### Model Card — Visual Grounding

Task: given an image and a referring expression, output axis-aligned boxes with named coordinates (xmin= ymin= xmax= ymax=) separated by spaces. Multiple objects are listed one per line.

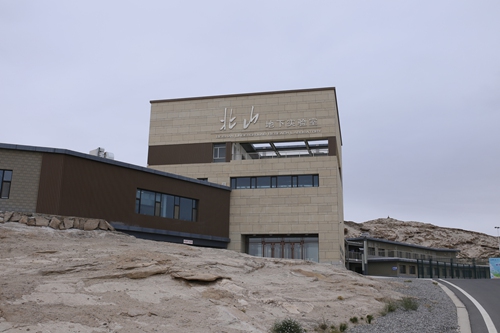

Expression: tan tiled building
xmin=148 ymin=88 xmax=344 ymax=264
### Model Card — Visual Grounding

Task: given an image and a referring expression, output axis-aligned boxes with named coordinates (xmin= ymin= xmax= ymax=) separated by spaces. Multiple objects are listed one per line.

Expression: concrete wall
xmin=0 ymin=149 xmax=42 ymax=212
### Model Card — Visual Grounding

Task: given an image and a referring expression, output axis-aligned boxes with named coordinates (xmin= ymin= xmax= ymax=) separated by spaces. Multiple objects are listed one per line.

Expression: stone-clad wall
xmin=0 ymin=150 xmax=42 ymax=212
xmin=0 ymin=211 xmax=115 ymax=231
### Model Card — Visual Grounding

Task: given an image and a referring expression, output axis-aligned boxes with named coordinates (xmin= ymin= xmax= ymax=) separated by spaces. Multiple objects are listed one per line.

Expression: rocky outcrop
xmin=345 ymin=217 xmax=500 ymax=259
xmin=0 ymin=211 xmax=115 ymax=232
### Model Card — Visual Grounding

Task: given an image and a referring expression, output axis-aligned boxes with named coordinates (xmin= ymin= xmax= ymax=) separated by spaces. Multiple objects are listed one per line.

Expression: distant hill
xmin=344 ymin=217 xmax=500 ymax=259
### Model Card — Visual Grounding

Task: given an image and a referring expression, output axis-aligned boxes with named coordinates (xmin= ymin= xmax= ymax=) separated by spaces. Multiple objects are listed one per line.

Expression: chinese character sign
xmin=219 ymin=106 xmax=319 ymax=131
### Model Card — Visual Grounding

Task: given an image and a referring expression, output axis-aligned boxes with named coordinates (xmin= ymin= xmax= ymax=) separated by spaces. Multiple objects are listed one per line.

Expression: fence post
xmin=450 ymin=258 xmax=454 ymax=278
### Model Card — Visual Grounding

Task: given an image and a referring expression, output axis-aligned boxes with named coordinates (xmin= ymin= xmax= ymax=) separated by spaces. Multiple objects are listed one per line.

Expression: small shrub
xmin=404 ymin=279 xmax=412 ymax=283
xmin=337 ymin=296 xmax=344 ymax=300
xmin=339 ymin=323 xmax=348 ymax=332
xmin=366 ymin=314 xmax=374 ymax=324
xmin=380 ymin=300 xmax=398 ymax=316
xmin=432 ymin=281 xmax=438 ymax=285
xmin=314 ymin=318 xmax=329 ymax=332
xmin=349 ymin=317 xmax=358 ymax=324
xmin=400 ymin=297 xmax=418 ymax=311
xmin=271 ymin=318 xmax=304 ymax=333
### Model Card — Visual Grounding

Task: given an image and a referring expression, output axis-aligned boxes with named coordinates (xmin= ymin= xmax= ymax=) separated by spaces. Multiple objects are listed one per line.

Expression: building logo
xmin=217 ymin=106 xmax=320 ymax=139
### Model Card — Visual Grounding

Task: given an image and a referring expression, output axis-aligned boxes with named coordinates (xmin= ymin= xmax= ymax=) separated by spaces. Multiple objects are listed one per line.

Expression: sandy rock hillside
xmin=0 ymin=222 xmax=405 ymax=333
xmin=345 ymin=217 xmax=500 ymax=259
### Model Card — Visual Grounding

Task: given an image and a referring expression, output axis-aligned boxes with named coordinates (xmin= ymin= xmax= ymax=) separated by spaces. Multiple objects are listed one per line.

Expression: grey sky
xmin=1 ymin=1 xmax=499 ymax=236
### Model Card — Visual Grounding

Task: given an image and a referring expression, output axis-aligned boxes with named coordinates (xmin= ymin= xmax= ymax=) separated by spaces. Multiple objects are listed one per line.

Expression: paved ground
xmin=441 ymin=279 xmax=500 ymax=333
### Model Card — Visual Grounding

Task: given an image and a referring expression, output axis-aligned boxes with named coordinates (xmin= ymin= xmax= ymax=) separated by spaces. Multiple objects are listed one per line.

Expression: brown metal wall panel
xmin=225 ymin=142 xmax=232 ymax=162
xmin=37 ymin=154 xmax=64 ymax=213
xmin=38 ymin=153 xmax=230 ymax=238
xmin=148 ymin=143 xmax=213 ymax=165
xmin=328 ymin=136 xmax=337 ymax=156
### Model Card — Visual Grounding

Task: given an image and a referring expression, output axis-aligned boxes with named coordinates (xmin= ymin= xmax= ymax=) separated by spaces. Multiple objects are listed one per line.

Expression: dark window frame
xmin=0 ymin=170 xmax=13 ymax=199
xmin=230 ymin=174 xmax=319 ymax=189
xmin=135 ymin=188 xmax=198 ymax=222
xmin=213 ymin=143 xmax=226 ymax=163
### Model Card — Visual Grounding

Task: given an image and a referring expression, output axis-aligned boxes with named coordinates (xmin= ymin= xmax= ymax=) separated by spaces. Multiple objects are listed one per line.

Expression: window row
xmin=231 ymin=174 xmax=319 ymax=189
xmin=0 ymin=170 xmax=12 ymax=199
xmin=247 ymin=236 xmax=319 ymax=262
xmin=135 ymin=189 xmax=198 ymax=222
xmin=369 ymin=247 xmax=432 ymax=260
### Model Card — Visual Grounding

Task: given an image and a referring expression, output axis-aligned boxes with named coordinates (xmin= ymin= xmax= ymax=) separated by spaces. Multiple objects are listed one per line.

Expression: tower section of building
xmin=148 ymin=88 xmax=344 ymax=264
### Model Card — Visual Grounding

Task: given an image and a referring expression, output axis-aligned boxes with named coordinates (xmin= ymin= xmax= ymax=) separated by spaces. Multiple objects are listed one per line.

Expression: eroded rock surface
xmin=0 ymin=222 xmax=403 ymax=333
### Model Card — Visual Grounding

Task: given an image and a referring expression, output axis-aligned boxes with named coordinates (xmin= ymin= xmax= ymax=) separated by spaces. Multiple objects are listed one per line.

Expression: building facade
xmin=346 ymin=237 xmax=490 ymax=279
xmin=148 ymin=88 xmax=344 ymax=263
xmin=0 ymin=143 xmax=231 ymax=248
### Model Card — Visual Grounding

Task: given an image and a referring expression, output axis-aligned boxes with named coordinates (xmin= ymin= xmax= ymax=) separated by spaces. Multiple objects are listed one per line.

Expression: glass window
xmin=303 ymin=237 xmax=319 ymax=262
xmin=246 ymin=236 xmax=318 ymax=262
xmin=136 ymin=188 xmax=197 ymax=222
xmin=378 ymin=248 xmax=385 ymax=257
xmin=161 ymin=194 xmax=175 ymax=218
xmin=235 ymin=177 xmax=251 ymax=189
xmin=400 ymin=265 xmax=407 ymax=274
xmin=248 ymin=238 xmax=263 ymax=257
xmin=231 ymin=174 xmax=319 ymax=190
xmin=179 ymin=197 xmax=193 ymax=221
xmin=0 ymin=170 xmax=13 ymax=199
xmin=256 ymin=176 xmax=271 ymax=188
xmin=277 ymin=176 xmax=292 ymax=188
xmin=139 ymin=190 xmax=155 ymax=216
xmin=213 ymin=144 xmax=226 ymax=163
xmin=409 ymin=266 xmax=416 ymax=274
xmin=298 ymin=175 xmax=313 ymax=187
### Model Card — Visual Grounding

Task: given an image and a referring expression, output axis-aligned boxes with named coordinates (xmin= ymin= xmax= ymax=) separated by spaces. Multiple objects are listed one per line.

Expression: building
xmin=346 ymin=237 xmax=490 ymax=278
xmin=0 ymin=143 xmax=231 ymax=248
xmin=148 ymin=87 xmax=344 ymax=263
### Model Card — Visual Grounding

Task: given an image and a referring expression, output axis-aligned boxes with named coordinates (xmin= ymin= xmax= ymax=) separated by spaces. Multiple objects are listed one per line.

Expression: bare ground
xmin=0 ymin=222 xmax=405 ymax=333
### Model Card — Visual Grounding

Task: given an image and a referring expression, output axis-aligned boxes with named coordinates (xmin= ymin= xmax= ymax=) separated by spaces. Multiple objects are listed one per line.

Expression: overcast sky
xmin=1 ymin=1 xmax=499 ymax=236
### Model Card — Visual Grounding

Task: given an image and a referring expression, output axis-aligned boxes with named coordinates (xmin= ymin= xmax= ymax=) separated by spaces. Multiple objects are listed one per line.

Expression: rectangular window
xmin=378 ymin=248 xmax=385 ymax=257
xmin=277 ymin=176 xmax=292 ymax=188
xmin=409 ymin=265 xmax=416 ymax=274
xmin=400 ymin=265 xmax=407 ymax=274
xmin=0 ymin=170 xmax=13 ymax=199
xmin=368 ymin=247 xmax=375 ymax=256
xmin=256 ymin=176 xmax=271 ymax=188
xmin=230 ymin=174 xmax=319 ymax=189
xmin=213 ymin=144 xmax=226 ymax=163
xmin=135 ymin=189 xmax=198 ymax=222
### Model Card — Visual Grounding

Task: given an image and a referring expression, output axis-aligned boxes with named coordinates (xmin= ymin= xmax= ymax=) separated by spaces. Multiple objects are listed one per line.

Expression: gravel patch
xmin=347 ymin=278 xmax=459 ymax=333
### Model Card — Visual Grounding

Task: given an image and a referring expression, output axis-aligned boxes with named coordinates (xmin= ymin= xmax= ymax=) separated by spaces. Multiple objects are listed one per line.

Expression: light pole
xmin=496 ymin=226 xmax=500 ymax=254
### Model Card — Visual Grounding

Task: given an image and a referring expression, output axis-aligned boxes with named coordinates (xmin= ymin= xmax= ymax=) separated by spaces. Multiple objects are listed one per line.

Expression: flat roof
xmin=346 ymin=236 xmax=460 ymax=252
xmin=0 ymin=143 xmax=231 ymax=191
xmin=150 ymin=87 xmax=336 ymax=104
